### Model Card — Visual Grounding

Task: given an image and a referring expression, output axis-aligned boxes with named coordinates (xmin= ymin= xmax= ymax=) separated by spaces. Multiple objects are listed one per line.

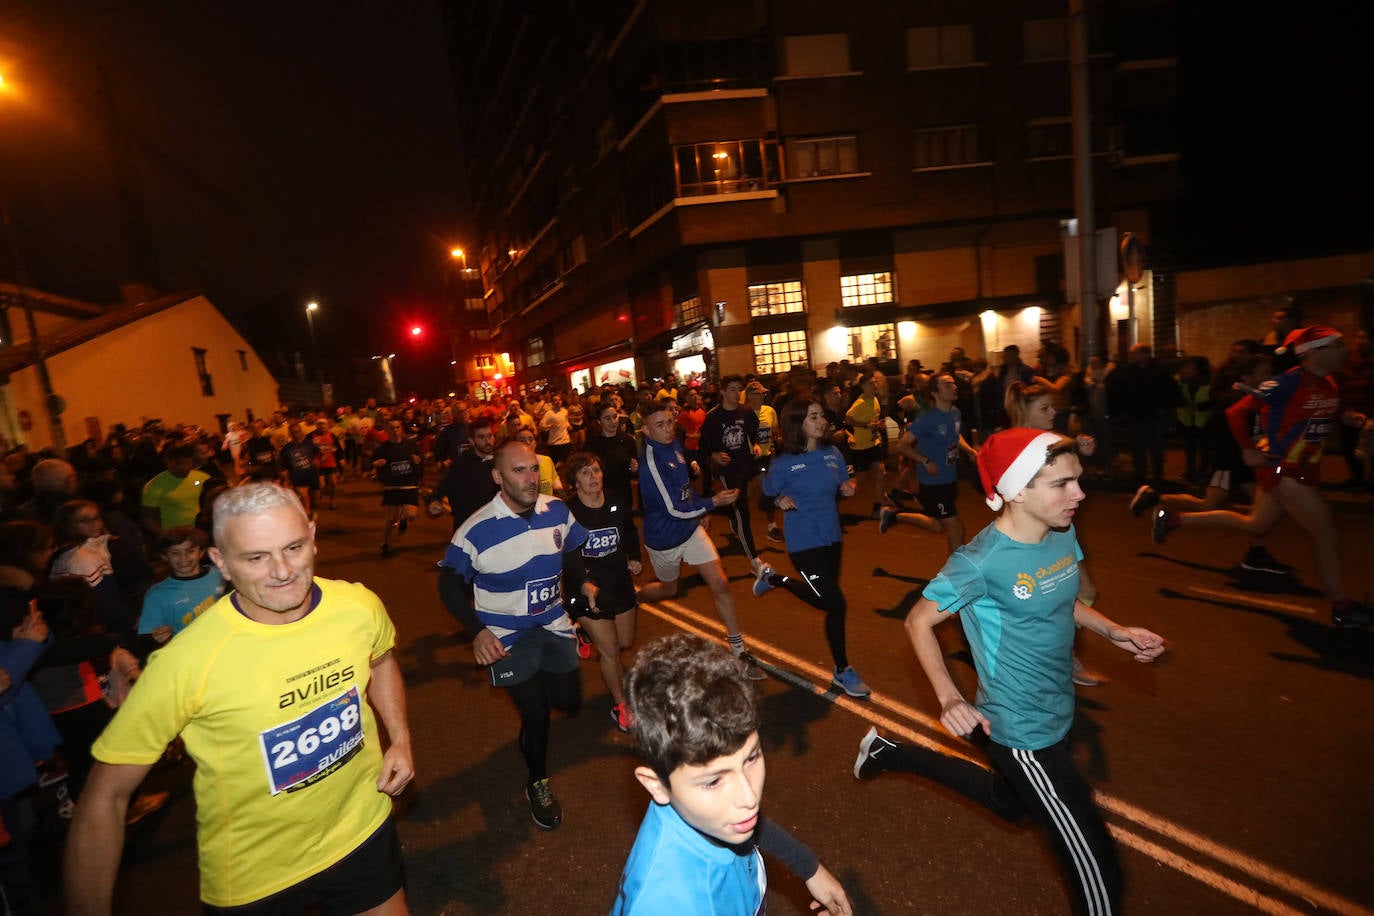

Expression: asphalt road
xmin=38 ymin=457 xmax=1374 ymax=915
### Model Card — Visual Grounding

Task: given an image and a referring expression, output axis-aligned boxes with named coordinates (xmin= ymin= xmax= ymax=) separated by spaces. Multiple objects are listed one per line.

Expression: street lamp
xmin=304 ymin=301 xmax=325 ymax=402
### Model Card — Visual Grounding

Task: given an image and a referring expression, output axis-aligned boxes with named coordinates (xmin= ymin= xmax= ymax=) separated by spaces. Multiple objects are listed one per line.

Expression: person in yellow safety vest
xmin=1175 ymin=357 xmax=1212 ymax=483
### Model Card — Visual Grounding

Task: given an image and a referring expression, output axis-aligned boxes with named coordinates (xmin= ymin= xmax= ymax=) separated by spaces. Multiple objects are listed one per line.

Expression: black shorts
xmin=569 ymin=582 xmax=637 ymax=621
xmin=382 ymin=488 xmax=420 ymax=507
xmin=917 ymin=482 xmax=959 ymax=519
xmin=203 ymin=818 xmax=404 ymax=916
xmin=319 ymin=466 xmax=337 ymax=478
xmin=488 ymin=626 xmax=580 ymax=687
xmin=850 ymin=445 xmax=883 ymax=472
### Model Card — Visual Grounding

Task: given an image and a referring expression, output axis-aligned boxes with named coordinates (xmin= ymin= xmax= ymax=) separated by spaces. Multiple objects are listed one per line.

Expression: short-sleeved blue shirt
xmin=909 ymin=406 xmax=962 ymax=485
xmin=921 ymin=523 xmax=1083 ymax=750
xmin=761 ymin=446 xmax=847 ymax=552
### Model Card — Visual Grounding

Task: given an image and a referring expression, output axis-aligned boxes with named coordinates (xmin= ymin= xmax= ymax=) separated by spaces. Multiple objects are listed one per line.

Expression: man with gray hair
xmin=20 ymin=457 xmax=78 ymax=525
xmin=66 ymin=483 xmax=414 ymax=914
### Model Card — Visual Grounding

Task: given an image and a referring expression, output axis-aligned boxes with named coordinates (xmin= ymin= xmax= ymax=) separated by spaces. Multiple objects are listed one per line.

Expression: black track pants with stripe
xmin=883 ymin=734 xmax=1121 ymax=915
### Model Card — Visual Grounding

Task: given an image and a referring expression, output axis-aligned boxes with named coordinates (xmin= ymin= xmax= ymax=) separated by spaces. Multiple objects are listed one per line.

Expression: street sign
xmin=1120 ymin=232 xmax=1144 ymax=284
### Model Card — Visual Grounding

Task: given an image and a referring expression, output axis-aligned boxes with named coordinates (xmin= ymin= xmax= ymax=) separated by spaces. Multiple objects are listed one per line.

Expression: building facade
xmin=0 ymin=286 xmax=280 ymax=451
xmin=443 ymin=0 xmax=1179 ymax=391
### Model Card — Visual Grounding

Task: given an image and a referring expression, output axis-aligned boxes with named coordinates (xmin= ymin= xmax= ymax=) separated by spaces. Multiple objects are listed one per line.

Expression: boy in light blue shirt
xmin=138 ymin=527 xmax=224 ymax=644
xmin=612 ymin=634 xmax=851 ymax=916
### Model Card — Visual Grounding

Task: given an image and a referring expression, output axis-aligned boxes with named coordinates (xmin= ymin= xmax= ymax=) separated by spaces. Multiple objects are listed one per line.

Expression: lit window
xmin=782 ymin=33 xmax=852 ymax=76
xmin=753 ymin=330 xmax=810 ymax=376
xmin=790 ymin=136 xmax=858 ymax=178
xmin=475 ymin=354 xmax=495 ymax=369
xmin=677 ymin=296 xmax=706 ymax=325
xmin=913 ymin=125 xmax=982 ymax=169
xmin=906 ymin=25 xmax=976 ymax=68
xmin=748 ymin=281 xmax=806 ymax=317
xmin=840 ymin=272 xmax=894 ymax=308
xmin=846 ymin=323 xmax=898 ymax=362
xmin=1023 ymin=18 xmax=1068 ymax=61
xmin=674 ymin=140 xmax=778 ymax=196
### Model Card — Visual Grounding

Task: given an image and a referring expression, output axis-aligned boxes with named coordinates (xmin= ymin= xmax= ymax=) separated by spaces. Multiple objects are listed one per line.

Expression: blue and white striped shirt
xmin=441 ymin=494 xmax=589 ymax=648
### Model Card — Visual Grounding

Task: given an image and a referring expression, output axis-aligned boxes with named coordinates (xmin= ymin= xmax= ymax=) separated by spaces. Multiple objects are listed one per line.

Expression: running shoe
xmin=832 ymin=666 xmax=872 ymax=699
xmin=736 ymin=651 xmax=767 ymax=681
xmin=1129 ymin=485 xmax=1159 ymax=517
xmin=878 ymin=507 xmax=898 ymax=534
xmin=1071 ymin=655 xmax=1104 ymax=687
xmin=1332 ymin=599 xmax=1373 ymax=629
xmin=767 ymin=524 xmax=783 ymax=542
xmin=36 ymin=761 xmax=69 ymax=789
xmin=611 ymin=702 xmax=635 ymax=733
xmin=853 ymin=726 xmax=897 ymax=779
xmin=1240 ymin=546 xmax=1294 ymax=575
xmin=574 ymin=624 xmax=594 ymax=660
xmin=752 ymin=564 xmax=776 ymax=598
xmin=1150 ymin=508 xmax=1177 ymax=545
xmin=53 ymin=782 xmax=75 ymax=820
xmin=526 ymin=778 xmax=562 ymax=830
xmin=885 ymin=488 xmax=913 ymax=507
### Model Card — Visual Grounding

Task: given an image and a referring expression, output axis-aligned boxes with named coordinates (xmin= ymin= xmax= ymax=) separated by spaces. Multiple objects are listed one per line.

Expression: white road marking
xmin=644 ymin=598 xmax=1371 ymax=916
xmin=1179 ymin=586 xmax=1318 ymax=616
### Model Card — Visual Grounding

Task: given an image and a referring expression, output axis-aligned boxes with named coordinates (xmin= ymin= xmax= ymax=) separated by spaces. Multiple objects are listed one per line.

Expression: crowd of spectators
xmin=1 ymin=302 xmax=1369 ymax=909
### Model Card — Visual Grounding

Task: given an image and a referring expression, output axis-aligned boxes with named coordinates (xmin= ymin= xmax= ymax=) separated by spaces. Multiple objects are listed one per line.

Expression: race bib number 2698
xmin=260 ymin=687 xmax=365 ymax=795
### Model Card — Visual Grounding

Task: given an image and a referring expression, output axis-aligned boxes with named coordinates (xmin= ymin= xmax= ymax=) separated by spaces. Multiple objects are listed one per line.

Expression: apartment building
xmin=442 ymin=0 xmax=1179 ymax=392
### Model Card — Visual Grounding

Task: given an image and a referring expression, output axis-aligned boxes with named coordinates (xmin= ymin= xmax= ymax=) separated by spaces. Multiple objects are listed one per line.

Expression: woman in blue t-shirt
xmin=755 ymin=396 xmax=870 ymax=699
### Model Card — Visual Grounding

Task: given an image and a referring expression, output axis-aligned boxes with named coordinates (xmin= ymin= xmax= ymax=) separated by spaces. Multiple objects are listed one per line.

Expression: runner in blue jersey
xmin=635 ymin=399 xmax=765 ymax=680
xmin=437 ymin=440 xmax=594 ymax=830
xmin=753 ymin=396 xmax=870 ymax=698
xmin=880 ymin=374 xmax=978 ymax=557
xmin=854 ymin=429 xmax=1166 ymax=915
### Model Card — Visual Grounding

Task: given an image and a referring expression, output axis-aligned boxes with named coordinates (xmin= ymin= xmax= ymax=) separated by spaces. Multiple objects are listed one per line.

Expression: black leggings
xmin=881 ymin=734 xmax=1121 ymax=915
xmin=503 ymin=669 xmax=581 ymax=784
xmin=773 ymin=543 xmax=848 ymax=669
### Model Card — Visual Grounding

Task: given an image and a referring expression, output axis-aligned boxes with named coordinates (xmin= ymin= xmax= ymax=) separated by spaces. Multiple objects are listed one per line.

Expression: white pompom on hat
xmin=1274 ymin=325 xmax=1341 ymax=356
xmin=977 ymin=429 xmax=1064 ymax=510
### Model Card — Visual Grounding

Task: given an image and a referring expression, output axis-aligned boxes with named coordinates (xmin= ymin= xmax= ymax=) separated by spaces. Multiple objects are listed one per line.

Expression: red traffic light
xmin=410 ymin=326 xmax=422 ymax=337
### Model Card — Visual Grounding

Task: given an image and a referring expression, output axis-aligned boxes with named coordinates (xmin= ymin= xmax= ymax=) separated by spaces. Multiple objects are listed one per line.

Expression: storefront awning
xmin=557 ymin=339 xmax=633 ymax=372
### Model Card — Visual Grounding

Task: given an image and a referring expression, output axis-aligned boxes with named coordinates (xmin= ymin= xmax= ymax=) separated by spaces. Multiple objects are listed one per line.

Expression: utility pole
xmin=1070 ymin=0 xmax=1099 ymax=362
xmin=0 ymin=200 xmax=66 ymax=451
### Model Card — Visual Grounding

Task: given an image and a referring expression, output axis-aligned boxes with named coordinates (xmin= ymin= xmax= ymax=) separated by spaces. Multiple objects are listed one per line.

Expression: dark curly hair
xmin=626 ymin=633 xmax=759 ymax=785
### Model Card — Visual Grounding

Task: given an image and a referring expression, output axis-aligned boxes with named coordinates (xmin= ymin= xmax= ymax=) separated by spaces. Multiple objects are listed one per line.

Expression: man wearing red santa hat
xmin=854 ymin=427 xmax=1166 ymax=915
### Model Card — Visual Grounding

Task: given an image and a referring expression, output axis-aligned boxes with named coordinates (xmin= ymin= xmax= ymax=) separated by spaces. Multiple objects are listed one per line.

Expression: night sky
xmin=0 ymin=1 xmax=465 ymax=394
xmin=1 ymin=5 xmax=1368 ymax=400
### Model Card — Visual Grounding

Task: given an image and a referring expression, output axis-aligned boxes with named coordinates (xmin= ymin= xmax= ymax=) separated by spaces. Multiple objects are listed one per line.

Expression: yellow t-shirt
xmin=755 ymin=404 xmax=778 ymax=457
xmin=846 ymin=395 xmax=881 ymax=450
xmin=93 ymin=578 xmax=397 ymax=907
xmin=537 ymin=453 xmax=557 ymax=495
xmin=142 ymin=470 xmax=210 ymax=529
